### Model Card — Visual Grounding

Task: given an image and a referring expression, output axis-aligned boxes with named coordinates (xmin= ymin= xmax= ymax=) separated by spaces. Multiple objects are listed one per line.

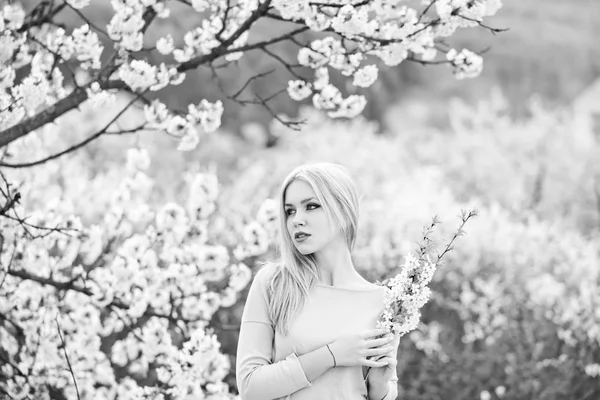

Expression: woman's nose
xmin=293 ymin=214 xmax=306 ymax=226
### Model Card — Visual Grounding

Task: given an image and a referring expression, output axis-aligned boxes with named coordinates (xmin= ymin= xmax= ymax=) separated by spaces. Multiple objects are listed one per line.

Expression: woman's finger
xmin=365 ymin=345 xmax=394 ymax=357
xmin=363 ymin=357 xmax=389 ymax=368
xmin=362 ymin=328 xmax=389 ymax=339
xmin=366 ymin=334 xmax=394 ymax=348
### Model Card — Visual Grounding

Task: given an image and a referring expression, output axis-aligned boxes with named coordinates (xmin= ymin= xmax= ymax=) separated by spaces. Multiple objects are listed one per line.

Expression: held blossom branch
xmin=364 ymin=208 xmax=479 ymax=382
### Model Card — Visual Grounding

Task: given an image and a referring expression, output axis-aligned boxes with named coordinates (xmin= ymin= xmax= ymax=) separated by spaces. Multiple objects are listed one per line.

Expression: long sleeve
xmin=236 ymin=265 xmax=312 ymax=400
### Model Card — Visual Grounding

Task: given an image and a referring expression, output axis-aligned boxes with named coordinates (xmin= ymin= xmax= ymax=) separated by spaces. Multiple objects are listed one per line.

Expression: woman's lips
xmin=294 ymin=233 xmax=311 ymax=242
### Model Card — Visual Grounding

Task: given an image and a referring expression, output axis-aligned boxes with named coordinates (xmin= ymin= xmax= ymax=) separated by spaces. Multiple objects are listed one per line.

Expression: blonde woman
xmin=236 ymin=162 xmax=400 ymax=400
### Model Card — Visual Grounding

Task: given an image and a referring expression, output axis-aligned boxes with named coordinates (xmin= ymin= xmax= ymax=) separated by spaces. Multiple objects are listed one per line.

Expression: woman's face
xmin=283 ymin=179 xmax=339 ymax=255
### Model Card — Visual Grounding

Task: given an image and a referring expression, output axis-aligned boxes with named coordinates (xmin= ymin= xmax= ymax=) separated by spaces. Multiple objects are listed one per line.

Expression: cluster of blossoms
xmin=0 ymin=141 xmax=279 ymax=399
xmin=284 ymin=0 xmax=502 ymax=118
xmin=0 ymin=3 xmax=104 ymax=128
xmin=143 ymin=98 xmax=224 ymax=151
xmin=446 ymin=49 xmax=484 ymax=80
xmin=376 ymin=253 xmax=437 ymax=336
xmin=1 ymin=0 xmax=503 ymax=152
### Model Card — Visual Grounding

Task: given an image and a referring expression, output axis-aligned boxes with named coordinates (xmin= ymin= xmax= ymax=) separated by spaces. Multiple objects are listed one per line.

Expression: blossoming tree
xmin=1 ymin=0 xmax=503 ymax=163
xmin=0 ymin=136 xmax=279 ymax=398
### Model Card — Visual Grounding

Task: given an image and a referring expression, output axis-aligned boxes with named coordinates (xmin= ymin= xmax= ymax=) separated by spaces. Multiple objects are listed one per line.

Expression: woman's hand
xmin=328 ymin=328 xmax=395 ymax=368
xmin=366 ymin=333 xmax=400 ymax=393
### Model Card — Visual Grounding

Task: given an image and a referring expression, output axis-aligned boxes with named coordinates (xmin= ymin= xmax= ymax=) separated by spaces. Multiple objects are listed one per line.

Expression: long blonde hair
xmin=265 ymin=162 xmax=360 ymax=335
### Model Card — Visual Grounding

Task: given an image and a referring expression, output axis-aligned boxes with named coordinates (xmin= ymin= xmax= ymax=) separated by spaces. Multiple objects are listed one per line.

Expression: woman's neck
xmin=313 ymin=238 xmax=362 ymax=287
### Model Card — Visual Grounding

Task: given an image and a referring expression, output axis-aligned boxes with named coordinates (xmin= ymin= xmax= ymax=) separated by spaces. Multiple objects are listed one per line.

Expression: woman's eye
xmin=285 ymin=209 xmax=295 ymax=216
xmin=307 ymin=203 xmax=320 ymax=210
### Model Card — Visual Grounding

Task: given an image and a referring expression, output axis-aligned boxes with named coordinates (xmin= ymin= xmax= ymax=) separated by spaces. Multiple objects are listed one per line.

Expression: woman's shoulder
xmin=253 ymin=262 xmax=281 ymax=286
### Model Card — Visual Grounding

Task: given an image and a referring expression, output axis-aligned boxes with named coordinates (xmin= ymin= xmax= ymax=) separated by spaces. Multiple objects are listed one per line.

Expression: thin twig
xmin=55 ymin=316 xmax=81 ymax=400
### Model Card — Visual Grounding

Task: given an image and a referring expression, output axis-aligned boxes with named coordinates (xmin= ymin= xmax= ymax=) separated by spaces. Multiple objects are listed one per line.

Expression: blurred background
xmin=4 ymin=0 xmax=600 ymax=399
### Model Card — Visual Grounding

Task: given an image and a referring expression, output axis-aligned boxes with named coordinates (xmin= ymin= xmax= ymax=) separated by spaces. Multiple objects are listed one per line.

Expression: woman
xmin=236 ymin=162 xmax=400 ymax=400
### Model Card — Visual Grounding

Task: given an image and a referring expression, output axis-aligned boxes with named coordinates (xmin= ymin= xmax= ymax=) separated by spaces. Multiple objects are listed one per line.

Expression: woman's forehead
xmin=284 ymin=179 xmax=316 ymax=203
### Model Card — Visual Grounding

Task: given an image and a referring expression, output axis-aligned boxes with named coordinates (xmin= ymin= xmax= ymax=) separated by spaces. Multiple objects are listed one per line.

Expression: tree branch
xmin=177 ymin=0 xmax=273 ymax=72
xmin=17 ymin=2 xmax=67 ymax=34
xmin=55 ymin=316 xmax=81 ymax=400
xmin=0 ymin=91 xmax=148 ymax=168
xmin=0 ymin=80 xmax=128 ymax=149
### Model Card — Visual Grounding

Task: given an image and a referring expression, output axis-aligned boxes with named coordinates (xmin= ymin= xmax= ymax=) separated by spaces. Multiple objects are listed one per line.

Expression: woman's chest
xmin=275 ymin=290 xmax=384 ymax=357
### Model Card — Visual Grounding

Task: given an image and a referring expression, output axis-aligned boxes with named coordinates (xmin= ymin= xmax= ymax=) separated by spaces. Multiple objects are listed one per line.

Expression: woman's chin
xmin=295 ymin=244 xmax=314 ymax=255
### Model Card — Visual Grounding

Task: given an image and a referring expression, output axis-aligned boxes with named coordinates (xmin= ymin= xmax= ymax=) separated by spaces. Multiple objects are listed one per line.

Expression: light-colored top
xmin=236 ymin=263 xmax=395 ymax=400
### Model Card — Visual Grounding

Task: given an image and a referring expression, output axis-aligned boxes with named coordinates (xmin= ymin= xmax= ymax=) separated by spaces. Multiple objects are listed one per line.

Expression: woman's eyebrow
xmin=284 ymin=197 xmax=316 ymax=207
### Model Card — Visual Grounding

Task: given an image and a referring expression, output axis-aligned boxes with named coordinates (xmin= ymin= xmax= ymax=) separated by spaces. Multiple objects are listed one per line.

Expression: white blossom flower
xmin=287 ymin=80 xmax=312 ymax=101
xmin=150 ymin=63 xmax=177 ymax=91
xmin=219 ymin=287 xmax=238 ymax=307
xmin=273 ymin=0 xmax=311 ymax=20
xmin=86 ymin=81 xmax=115 ymax=107
xmin=327 ymin=94 xmax=367 ymax=119
xmin=495 ymin=386 xmax=506 ymax=397
xmin=72 ymin=24 xmax=104 ymax=69
xmin=165 ymin=115 xmax=193 ymax=138
xmin=584 ymin=363 xmax=600 ymax=378
xmin=312 ymin=84 xmax=342 ymax=110
xmin=446 ymin=48 xmax=483 ymax=79
xmin=119 ymin=59 xmax=157 ymax=91
xmin=155 ymin=203 xmax=188 ymax=242
xmin=298 ymin=47 xmax=329 ymax=68
xmin=65 ymin=0 xmax=91 ymax=9
xmin=0 ymin=35 xmax=17 ymax=65
xmin=373 ymin=43 xmax=409 ymax=66
xmin=313 ymin=67 xmax=329 ymax=90
xmin=46 ymin=27 xmax=75 ymax=60
xmin=421 ymin=47 xmax=438 ymax=61
xmin=228 ymin=263 xmax=252 ymax=291
xmin=156 ymin=34 xmax=175 ymax=55
xmin=194 ymin=245 xmax=230 ymax=275
xmin=243 ymin=222 xmax=270 ymax=256
xmin=191 ymin=0 xmax=210 ymax=12
xmin=2 ymin=3 xmax=26 ymax=30
xmin=306 ymin=8 xmax=331 ymax=31
xmin=330 ymin=52 xmax=363 ymax=76
xmin=144 ymin=99 xmax=170 ymax=128
xmin=11 ymin=75 xmax=50 ymax=115
xmin=107 ymin=4 xmax=145 ymax=51
xmin=331 ymin=5 xmax=368 ymax=36
xmin=177 ymin=126 xmax=200 ymax=151
xmin=353 ymin=65 xmax=378 ymax=88
xmin=187 ymin=99 xmax=224 ymax=132
xmin=173 ymin=46 xmax=194 ymax=62
xmin=0 ymin=66 xmax=16 ymax=90
xmin=152 ymin=2 xmax=171 ymax=18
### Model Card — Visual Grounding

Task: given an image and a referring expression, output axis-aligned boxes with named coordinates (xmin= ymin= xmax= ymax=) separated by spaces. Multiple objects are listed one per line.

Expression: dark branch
xmin=457 ymin=14 xmax=510 ymax=34
xmin=55 ymin=316 xmax=81 ymax=400
xmin=17 ymin=2 xmax=67 ymax=34
xmin=177 ymin=0 xmax=273 ymax=72
xmin=0 ymin=80 xmax=128 ymax=149
xmin=230 ymin=69 xmax=277 ymax=101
